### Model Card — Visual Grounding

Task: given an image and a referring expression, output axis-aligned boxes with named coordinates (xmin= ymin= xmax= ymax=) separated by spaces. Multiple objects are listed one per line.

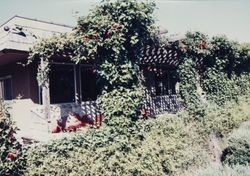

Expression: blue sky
xmin=0 ymin=0 xmax=249 ymax=42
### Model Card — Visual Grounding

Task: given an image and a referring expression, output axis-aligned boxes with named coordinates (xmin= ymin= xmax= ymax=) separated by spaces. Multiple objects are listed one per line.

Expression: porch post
xmin=40 ymin=59 xmax=51 ymax=132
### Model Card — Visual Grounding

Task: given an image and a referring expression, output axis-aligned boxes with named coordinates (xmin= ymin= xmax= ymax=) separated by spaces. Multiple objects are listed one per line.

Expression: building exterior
xmin=0 ymin=15 xmax=72 ymax=101
xmin=0 ymin=16 xmax=181 ymax=138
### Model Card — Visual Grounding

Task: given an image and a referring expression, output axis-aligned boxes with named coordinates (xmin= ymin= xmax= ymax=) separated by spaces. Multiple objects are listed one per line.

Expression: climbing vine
xmin=28 ymin=0 xmax=157 ymax=128
xmin=177 ymin=58 xmax=205 ymax=117
xmin=172 ymin=32 xmax=210 ymax=115
xmin=171 ymin=32 xmax=250 ymax=114
xmin=28 ymin=0 xmax=250 ymax=121
xmin=200 ymin=36 xmax=250 ymax=105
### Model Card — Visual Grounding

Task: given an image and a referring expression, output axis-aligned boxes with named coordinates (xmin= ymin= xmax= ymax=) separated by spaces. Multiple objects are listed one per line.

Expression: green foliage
xmin=177 ymin=58 xmax=205 ymax=116
xmin=194 ymin=165 xmax=250 ymax=176
xmin=221 ymin=123 xmax=250 ymax=166
xmin=233 ymin=73 xmax=250 ymax=95
xmin=28 ymin=0 xmax=157 ymax=126
xmin=24 ymin=114 xmax=207 ymax=176
xmin=200 ymin=35 xmax=250 ymax=105
xmin=201 ymin=67 xmax=238 ymax=105
xmin=98 ymin=85 xmax=144 ymax=128
xmin=208 ymin=35 xmax=238 ymax=72
xmin=77 ymin=0 xmax=156 ymax=124
xmin=197 ymin=94 xmax=250 ymax=136
xmin=181 ymin=95 xmax=250 ymax=175
xmin=0 ymin=101 xmax=26 ymax=176
xmin=23 ymin=93 xmax=250 ymax=176
xmin=172 ymin=32 xmax=250 ymax=112
xmin=139 ymin=115 xmax=208 ymax=175
xmin=181 ymin=31 xmax=211 ymax=60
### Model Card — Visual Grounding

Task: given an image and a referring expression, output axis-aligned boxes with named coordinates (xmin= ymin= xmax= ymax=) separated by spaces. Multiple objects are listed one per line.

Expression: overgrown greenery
xmin=171 ymin=32 xmax=250 ymax=114
xmin=23 ymin=93 xmax=250 ymax=176
xmin=177 ymin=58 xmax=205 ymax=116
xmin=27 ymin=0 xmax=250 ymax=122
xmin=199 ymin=95 xmax=250 ymax=136
xmin=18 ymin=0 xmax=250 ymax=175
xmin=28 ymin=0 xmax=157 ymax=128
xmin=192 ymin=118 xmax=250 ymax=176
xmin=222 ymin=121 xmax=250 ymax=166
xmin=0 ymin=101 xmax=25 ymax=176
xmin=24 ymin=114 xmax=207 ymax=176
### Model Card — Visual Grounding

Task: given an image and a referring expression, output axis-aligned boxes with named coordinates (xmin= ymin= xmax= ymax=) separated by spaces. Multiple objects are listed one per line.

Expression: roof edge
xmin=0 ymin=15 xmax=73 ymax=29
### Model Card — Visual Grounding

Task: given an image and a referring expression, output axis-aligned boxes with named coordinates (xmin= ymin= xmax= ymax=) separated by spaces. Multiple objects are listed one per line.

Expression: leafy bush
xmin=201 ymin=68 xmax=238 ymax=105
xmin=24 ymin=115 xmax=207 ymax=176
xmin=198 ymin=94 xmax=250 ymax=136
xmin=0 ymin=101 xmax=26 ymax=176
xmin=98 ymin=85 xmax=144 ymax=128
xmin=234 ymin=73 xmax=250 ymax=95
xmin=138 ymin=115 xmax=208 ymax=175
xmin=172 ymin=33 xmax=250 ymax=110
xmin=177 ymin=58 xmax=205 ymax=116
xmin=24 ymin=94 xmax=250 ymax=176
xmin=221 ymin=123 xmax=250 ymax=165
xmin=194 ymin=165 xmax=250 ymax=176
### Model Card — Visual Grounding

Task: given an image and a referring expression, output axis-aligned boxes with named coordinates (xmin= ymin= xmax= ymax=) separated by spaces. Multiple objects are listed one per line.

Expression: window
xmin=80 ymin=66 xmax=97 ymax=101
xmin=143 ymin=68 xmax=177 ymax=96
xmin=0 ymin=76 xmax=12 ymax=100
xmin=155 ymin=72 xmax=169 ymax=96
xmin=49 ymin=64 xmax=76 ymax=104
xmin=155 ymin=71 xmax=177 ymax=96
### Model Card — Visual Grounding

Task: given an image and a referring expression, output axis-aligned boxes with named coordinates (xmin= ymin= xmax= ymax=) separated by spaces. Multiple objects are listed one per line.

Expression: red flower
xmin=7 ymin=152 xmax=16 ymax=161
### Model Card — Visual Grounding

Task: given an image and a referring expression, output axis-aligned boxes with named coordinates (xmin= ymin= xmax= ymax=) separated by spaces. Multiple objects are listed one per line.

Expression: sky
xmin=0 ymin=0 xmax=249 ymax=43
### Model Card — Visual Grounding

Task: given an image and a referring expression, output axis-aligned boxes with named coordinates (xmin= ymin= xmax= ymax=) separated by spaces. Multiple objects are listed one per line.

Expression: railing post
xmin=40 ymin=59 xmax=51 ymax=132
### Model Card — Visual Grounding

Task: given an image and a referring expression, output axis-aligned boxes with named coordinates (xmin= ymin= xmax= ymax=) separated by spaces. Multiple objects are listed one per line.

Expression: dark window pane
xmin=143 ymin=68 xmax=177 ymax=96
xmin=4 ymin=79 xmax=12 ymax=100
xmin=155 ymin=72 xmax=169 ymax=96
xmin=155 ymin=71 xmax=178 ymax=96
xmin=81 ymin=67 xmax=97 ymax=101
xmin=0 ymin=78 xmax=12 ymax=100
xmin=50 ymin=64 xmax=75 ymax=104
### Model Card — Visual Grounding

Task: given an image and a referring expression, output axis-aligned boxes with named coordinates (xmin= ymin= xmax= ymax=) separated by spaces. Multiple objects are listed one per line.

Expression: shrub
xmin=221 ymin=124 xmax=250 ymax=165
xmin=0 ymin=101 xmax=26 ymax=176
xmin=194 ymin=165 xmax=250 ymax=176
xmin=23 ymin=93 xmax=250 ymax=176
xmin=201 ymin=68 xmax=238 ymax=105
xmin=199 ymin=94 xmax=250 ymax=136
xmin=137 ymin=115 xmax=208 ymax=175
xmin=24 ymin=114 xmax=207 ymax=176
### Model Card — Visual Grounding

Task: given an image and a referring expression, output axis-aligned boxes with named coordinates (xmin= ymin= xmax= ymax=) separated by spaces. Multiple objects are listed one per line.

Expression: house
xmin=0 ymin=16 xmax=181 ymax=137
